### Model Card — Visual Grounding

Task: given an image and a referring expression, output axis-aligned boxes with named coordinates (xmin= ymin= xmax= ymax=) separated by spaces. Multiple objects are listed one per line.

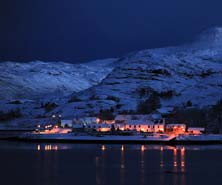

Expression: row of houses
xmin=61 ymin=114 xmax=165 ymax=133
xmin=60 ymin=114 xmax=205 ymax=135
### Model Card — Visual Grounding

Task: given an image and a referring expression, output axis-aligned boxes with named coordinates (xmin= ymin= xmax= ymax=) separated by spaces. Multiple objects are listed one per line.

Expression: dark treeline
xmin=166 ymin=100 xmax=222 ymax=133
xmin=97 ymin=99 xmax=222 ymax=134
xmin=0 ymin=108 xmax=22 ymax=122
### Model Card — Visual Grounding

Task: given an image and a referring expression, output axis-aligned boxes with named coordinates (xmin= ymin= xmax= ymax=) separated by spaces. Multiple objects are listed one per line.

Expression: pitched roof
xmin=115 ymin=114 xmax=162 ymax=121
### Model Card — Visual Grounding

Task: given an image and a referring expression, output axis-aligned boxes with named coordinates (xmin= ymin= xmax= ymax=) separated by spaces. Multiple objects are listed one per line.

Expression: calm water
xmin=0 ymin=141 xmax=222 ymax=185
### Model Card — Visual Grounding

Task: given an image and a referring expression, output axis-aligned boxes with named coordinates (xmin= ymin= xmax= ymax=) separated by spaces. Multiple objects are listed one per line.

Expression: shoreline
xmin=1 ymin=134 xmax=222 ymax=145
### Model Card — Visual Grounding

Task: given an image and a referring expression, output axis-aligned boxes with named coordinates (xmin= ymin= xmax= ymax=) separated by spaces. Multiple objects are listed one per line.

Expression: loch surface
xmin=0 ymin=141 xmax=221 ymax=185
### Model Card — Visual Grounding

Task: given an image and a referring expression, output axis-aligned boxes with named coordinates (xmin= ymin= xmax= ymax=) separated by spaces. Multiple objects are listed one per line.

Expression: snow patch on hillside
xmin=0 ymin=58 xmax=117 ymax=100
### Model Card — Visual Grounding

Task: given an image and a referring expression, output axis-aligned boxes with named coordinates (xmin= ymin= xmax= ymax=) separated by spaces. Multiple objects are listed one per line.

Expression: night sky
xmin=0 ymin=0 xmax=222 ymax=63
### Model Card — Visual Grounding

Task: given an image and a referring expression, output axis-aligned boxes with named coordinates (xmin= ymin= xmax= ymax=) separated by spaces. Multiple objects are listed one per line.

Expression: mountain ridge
xmin=53 ymin=27 xmax=222 ymax=118
xmin=1 ymin=27 xmax=222 ymax=120
xmin=0 ymin=58 xmax=117 ymax=100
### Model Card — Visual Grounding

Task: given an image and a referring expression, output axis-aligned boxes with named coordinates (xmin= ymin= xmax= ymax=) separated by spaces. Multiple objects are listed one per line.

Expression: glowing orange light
xmin=119 ymin=127 xmax=124 ymax=131
xmin=99 ymin=128 xmax=110 ymax=132
xmin=37 ymin=145 xmax=41 ymax=151
xmin=40 ymin=127 xmax=72 ymax=134
xmin=96 ymin=118 xmax=100 ymax=123
xmin=140 ymin=128 xmax=146 ymax=132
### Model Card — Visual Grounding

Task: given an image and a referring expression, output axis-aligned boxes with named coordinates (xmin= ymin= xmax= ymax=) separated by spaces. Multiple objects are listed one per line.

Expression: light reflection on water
xmin=1 ymin=141 xmax=222 ymax=151
xmin=37 ymin=144 xmax=58 ymax=151
xmin=94 ymin=145 xmax=188 ymax=185
xmin=120 ymin=145 xmax=125 ymax=185
xmin=0 ymin=142 xmax=222 ymax=185
xmin=91 ymin=144 xmax=189 ymax=185
xmin=140 ymin=145 xmax=145 ymax=185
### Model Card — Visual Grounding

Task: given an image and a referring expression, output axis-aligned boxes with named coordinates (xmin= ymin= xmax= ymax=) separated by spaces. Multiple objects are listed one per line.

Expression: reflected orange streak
xmin=141 ymin=145 xmax=145 ymax=152
xmin=101 ymin=145 xmax=106 ymax=151
xmin=121 ymin=145 xmax=124 ymax=152
xmin=173 ymin=148 xmax=177 ymax=167
xmin=160 ymin=146 xmax=163 ymax=151
xmin=181 ymin=147 xmax=185 ymax=169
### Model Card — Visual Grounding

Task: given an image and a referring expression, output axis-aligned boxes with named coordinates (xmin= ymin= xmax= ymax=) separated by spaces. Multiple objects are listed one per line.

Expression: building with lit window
xmin=166 ymin=124 xmax=186 ymax=134
xmin=125 ymin=120 xmax=165 ymax=133
xmin=188 ymin=127 xmax=205 ymax=135
xmin=114 ymin=114 xmax=165 ymax=133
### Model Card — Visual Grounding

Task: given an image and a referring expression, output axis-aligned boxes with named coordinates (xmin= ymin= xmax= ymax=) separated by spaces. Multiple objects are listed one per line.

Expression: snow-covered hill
xmin=55 ymin=27 xmax=222 ymax=118
xmin=0 ymin=59 xmax=117 ymax=100
xmin=1 ymin=27 xmax=222 ymax=121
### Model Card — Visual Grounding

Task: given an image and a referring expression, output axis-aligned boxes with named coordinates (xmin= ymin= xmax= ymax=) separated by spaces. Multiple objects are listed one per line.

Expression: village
xmin=35 ymin=113 xmax=205 ymax=137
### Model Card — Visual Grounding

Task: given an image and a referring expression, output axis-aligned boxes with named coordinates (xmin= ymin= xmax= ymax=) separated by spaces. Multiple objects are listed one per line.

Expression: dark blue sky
xmin=0 ymin=0 xmax=222 ymax=63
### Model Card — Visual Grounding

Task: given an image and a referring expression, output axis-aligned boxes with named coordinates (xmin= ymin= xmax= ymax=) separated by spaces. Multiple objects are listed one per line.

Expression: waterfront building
xmin=72 ymin=123 xmax=112 ymax=132
xmin=188 ymin=127 xmax=205 ymax=135
xmin=74 ymin=117 xmax=98 ymax=124
xmin=166 ymin=124 xmax=186 ymax=134
xmin=115 ymin=114 xmax=163 ymax=123
xmin=114 ymin=114 xmax=165 ymax=132
xmin=61 ymin=120 xmax=73 ymax=128
xmin=125 ymin=120 xmax=165 ymax=133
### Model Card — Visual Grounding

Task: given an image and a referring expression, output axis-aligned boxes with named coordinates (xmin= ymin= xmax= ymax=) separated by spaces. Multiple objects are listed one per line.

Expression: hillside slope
xmin=0 ymin=59 xmax=117 ymax=100
xmin=55 ymin=28 xmax=222 ymax=118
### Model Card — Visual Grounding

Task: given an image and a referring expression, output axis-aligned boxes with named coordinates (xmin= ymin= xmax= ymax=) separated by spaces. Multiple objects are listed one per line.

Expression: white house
xmin=188 ymin=127 xmax=205 ymax=135
xmin=95 ymin=124 xmax=112 ymax=132
xmin=115 ymin=114 xmax=163 ymax=123
xmin=74 ymin=117 xmax=98 ymax=125
xmin=125 ymin=120 xmax=165 ymax=133
xmin=166 ymin=124 xmax=186 ymax=134
xmin=99 ymin=119 xmax=115 ymax=124
xmin=114 ymin=124 xmax=125 ymax=131
xmin=74 ymin=123 xmax=112 ymax=132
xmin=114 ymin=114 xmax=165 ymax=133
xmin=61 ymin=120 xmax=73 ymax=128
